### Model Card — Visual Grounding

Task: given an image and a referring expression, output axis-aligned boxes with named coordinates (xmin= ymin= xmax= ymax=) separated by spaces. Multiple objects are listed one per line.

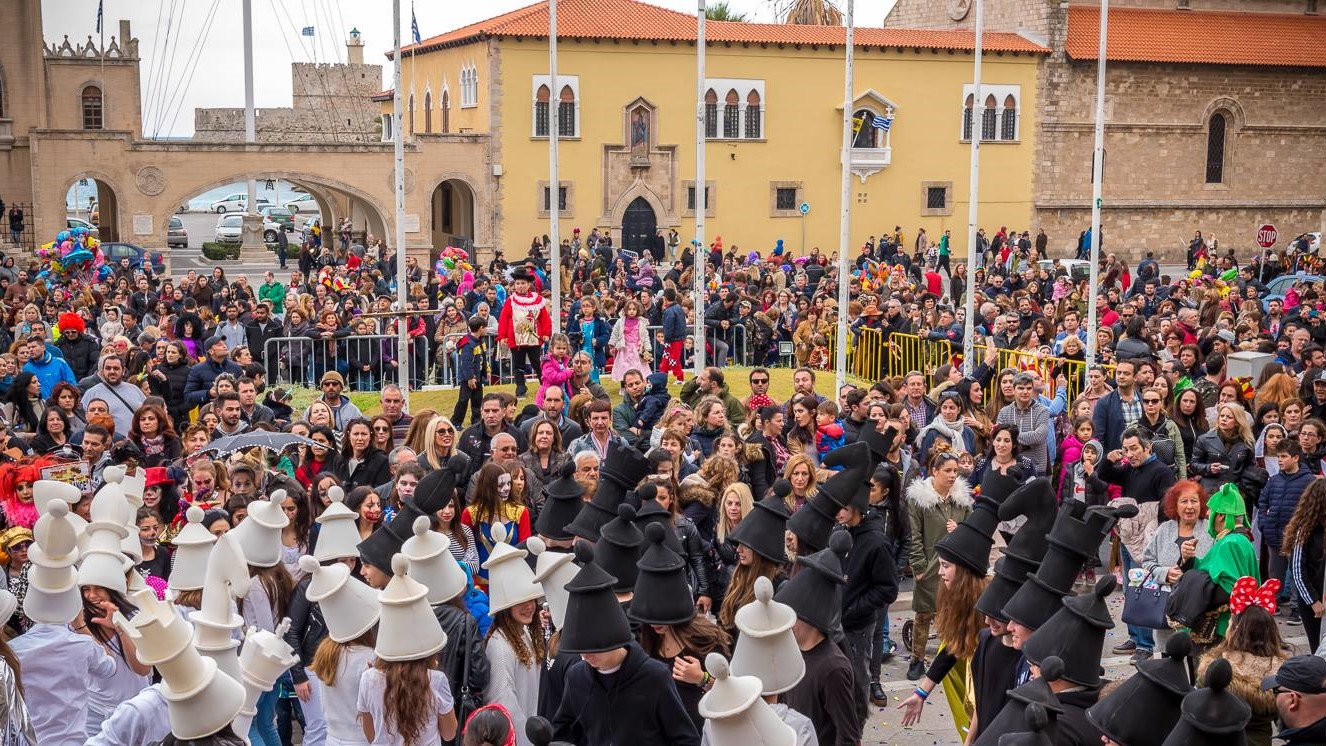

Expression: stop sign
xmin=1257 ymin=224 xmax=1279 ymax=249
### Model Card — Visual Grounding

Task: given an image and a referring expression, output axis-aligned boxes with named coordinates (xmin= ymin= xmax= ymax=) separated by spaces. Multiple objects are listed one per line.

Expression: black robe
xmin=970 ymin=628 xmax=1024 ymax=741
xmin=784 ymin=636 xmax=859 ymax=746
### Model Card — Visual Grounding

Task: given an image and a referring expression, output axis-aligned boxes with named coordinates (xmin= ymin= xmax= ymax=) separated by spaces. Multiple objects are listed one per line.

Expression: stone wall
xmin=884 ymin=0 xmax=1056 ymax=41
xmin=194 ymin=61 xmax=383 ymax=143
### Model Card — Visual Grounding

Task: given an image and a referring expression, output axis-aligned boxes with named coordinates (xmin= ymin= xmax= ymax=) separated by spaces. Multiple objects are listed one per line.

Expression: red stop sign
xmin=1257 ymin=224 xmax=1279 ymax=249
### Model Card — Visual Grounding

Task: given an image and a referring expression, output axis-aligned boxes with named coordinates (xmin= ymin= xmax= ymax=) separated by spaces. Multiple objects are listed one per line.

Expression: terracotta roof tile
xmin=1066 ymin=5 xmax=1326 ymax=68
xmin=398 ymin=0 xmax=1046 ymax=56
xmin=371 ymin=89 xmax=394 ymax=101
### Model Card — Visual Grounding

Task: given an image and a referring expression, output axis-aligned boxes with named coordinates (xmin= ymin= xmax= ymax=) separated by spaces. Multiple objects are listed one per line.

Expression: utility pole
xmin=550 ymin=0 xmax=561 ymax=333
xmin=693 ymin=0 xmax=707 ymax=377
xmin=1086 ymin=0 xmax=1108 ymax=361
xmin=963 ymin=0 xmax=983 ymax=375
xmin=393 ymin=0 xmax=410 ymax=402
xmin=834 ymin=0 xmax=855 ymax=393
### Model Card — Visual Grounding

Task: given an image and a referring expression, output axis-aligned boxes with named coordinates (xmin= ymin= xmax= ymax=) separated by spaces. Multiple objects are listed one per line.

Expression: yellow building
xmin=384 ymin=0 xmax=1045 ymax=260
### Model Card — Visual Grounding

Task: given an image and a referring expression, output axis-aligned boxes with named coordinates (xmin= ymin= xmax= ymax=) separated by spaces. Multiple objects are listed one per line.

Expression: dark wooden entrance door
xmin=620 ymin=197 xmax=656 ymax=255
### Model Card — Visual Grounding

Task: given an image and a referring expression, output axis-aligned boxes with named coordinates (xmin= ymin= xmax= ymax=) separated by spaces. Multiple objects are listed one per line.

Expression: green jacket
xmin=679 ymin=379 xmax=747 ymax=427
xmin=259 ymin=281 xmax=286 ymax=314
xmin=905 ymin=476 xmax=974 ymax=614
xmin=1195 ymin=530 xmax=1258 ymax=637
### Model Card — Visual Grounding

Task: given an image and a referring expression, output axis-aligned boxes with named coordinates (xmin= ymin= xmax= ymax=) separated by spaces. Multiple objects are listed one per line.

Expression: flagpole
xmin=393 ymin=0 xmax=410 ymax=400
xmin=549 ymin=0 xmax=561 ymax=334
xmin=1086 ymin=0 xmax=1108 ymax=362
xmin=834 ymin=0 xmax=854 ymax=393
xmin=963 ymin=0 xmax=983 ymax=375
xmin=692 ymin=0 xmax=706 ymax=378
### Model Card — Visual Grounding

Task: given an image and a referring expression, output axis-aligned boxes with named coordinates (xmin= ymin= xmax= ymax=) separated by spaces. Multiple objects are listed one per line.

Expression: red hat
xmin=58 ymin=313 xmax=85 ymax=335
xmin=144 ymin=467 xmax=173 ymax=489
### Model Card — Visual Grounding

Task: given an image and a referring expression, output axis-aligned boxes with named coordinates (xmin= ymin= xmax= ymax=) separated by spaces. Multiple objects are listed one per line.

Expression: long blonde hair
xmin=422 ymin=415 xmax=458 ymax=470
xmin=1217 ymin=402 xmax=1255 ymax=448
xmin=781 ymin=454 xmax=819 ymax=508
xmin=716 ymin=483 xmax=753 ymax=543
xmin=309 ymin=628 xmax=376 ymax=686
xmin=935 ymin=563 xmax=989 ymax=660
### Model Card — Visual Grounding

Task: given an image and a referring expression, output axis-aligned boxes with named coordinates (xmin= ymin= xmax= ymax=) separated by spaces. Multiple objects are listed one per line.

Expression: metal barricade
xmin=880 ymin=332 xmax=953 ymax=387
xmin=264 ymin=334 xmax=432 ymax=392
xmin=982 ymin=347 xmax=1113 ymax=405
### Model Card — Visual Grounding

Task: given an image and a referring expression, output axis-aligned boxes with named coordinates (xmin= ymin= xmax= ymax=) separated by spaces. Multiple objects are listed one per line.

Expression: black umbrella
xmin=201 ymin=431 xmax=320 ymax=457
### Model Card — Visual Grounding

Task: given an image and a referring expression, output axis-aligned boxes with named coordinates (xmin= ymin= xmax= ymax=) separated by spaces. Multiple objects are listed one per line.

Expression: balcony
xmin=849 ymin=146 xmax=891 ymax=182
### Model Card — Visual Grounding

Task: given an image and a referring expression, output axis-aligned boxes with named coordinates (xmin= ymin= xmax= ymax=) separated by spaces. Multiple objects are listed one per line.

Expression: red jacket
xmin=497 ymin=292 xmax=551 ymax=348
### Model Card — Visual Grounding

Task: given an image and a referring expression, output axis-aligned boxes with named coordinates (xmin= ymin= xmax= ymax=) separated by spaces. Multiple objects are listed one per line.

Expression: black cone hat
xmin=559 ymin=542 xmax=634 ymax=654
xmin=857 ymin=421 xmax=895 ymax=466
xmin=998 ymin=478 xmax=1057 ymax=565
xmin=359 ymin=457 xmax=461 ymax=574
xmin=565 ymin=440 xmax=651 ymax=541
xmin=632 ymin=484 xmax=682 ymax=555
xmin=630 ymin=523 xmax=697 ymax=625
xmin=729 ymin=481 xmax=792 ymax=564
xmin=1023 ymin=575 xmax=1117 ymax=687
xmin=1088 ymin=633 xmax=1195 ymax=746
xmin=786 ymin=486 xmax=839 ymax=553
xmin=1159 ymin=657 xmax=1250 ymax=746
xmin=536 ymin=461 xmax=584 ymax=541
xmin=972 ymin=657 xmax=1066 ymax=746
xmin=975 ymin=553 xmax=1039 ymax=622
xmin=995 ymin=703 xmax=1054 ymax=746
xmin=774 ymin=530 xmax=851 ymax=636
xmin=818 ymin=442 xmax=872 ymax=508
xmin=594 ymin=504 xmax=643 ymax=593
xmin=936 ymin=495 xmax=1001 ymax=576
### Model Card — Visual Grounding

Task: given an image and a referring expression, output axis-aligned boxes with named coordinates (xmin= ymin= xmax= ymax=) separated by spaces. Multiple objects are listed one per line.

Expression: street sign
xmin=799 ymin=202 xmax=810 ymax=215
xmin=1257 ymin=224 xmax=1279 ymax=249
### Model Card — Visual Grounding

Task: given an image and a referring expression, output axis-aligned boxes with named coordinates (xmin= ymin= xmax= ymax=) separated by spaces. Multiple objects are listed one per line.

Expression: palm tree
xmin=705 ymin=1 xmax=749 ymax=21
xmin=783 ymin=0 xmax=843 ymax=25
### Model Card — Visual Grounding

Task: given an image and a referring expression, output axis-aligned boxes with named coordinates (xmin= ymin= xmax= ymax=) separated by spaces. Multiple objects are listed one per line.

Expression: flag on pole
xmin=95 ymin=0 xmax=103 ymax=34
xmin=851 ymin=115 xmax=865 ymax=134
xmin=301 ymin=26 xmax=315 ymax=36
xmin=874 ymin=115 xmax=893 ymax=133
xmin=411 ymin=4 xmax=421 ymax=44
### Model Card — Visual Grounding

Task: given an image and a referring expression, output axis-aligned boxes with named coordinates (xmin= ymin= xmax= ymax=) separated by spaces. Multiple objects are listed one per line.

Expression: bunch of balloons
xmin=36 ymin=226 xmax=108 ymax=285
xmin=433 ymin=245 xmax=472 ymax=276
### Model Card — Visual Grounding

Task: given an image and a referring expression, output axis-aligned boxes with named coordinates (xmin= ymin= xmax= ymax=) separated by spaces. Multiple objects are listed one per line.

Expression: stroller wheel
xmin=900 ymin=619 xmax=914 ymax=654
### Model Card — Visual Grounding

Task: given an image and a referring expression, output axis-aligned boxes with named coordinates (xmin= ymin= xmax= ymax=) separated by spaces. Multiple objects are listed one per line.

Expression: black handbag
xmin=1164 ymin=568 xmax=1230 ymax=628
xmin=453 ymin=618 xmax=484 ymax=739
xmin=1122 ymin=582 xmax=1170 ymax=630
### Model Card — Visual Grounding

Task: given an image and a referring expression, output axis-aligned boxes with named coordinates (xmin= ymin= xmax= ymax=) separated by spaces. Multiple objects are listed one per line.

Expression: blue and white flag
xmin=301 ymin=26 xmax=315 ymax=36
xmin=412 ymin=4 xmax=421 ymax=44
xmin=95 ymin=0 xmax=103 ymax=34
xmin=874 ymin=115 xmax=894 ymax=133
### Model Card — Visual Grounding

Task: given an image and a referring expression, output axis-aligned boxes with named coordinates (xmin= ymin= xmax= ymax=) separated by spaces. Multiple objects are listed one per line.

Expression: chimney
xmin=347 ymin=27 xmax=364 ymax=65
xmin=120 ymin=19 xmax=131 ymax=41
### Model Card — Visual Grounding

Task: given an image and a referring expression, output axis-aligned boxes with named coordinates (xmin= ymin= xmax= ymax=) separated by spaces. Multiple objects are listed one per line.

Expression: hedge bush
xmin=201 ymin=242 xmax=241 ymax=260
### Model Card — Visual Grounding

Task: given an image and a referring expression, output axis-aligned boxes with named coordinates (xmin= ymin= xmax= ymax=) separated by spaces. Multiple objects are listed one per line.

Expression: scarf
xmin=916 ymin=414 xmax=968 ymax=455
xmin=141 ymin=434 xmax=166 ymax=457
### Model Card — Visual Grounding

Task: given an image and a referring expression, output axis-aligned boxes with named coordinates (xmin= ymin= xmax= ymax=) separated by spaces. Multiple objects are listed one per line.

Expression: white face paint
xmin=498 ymin=473 xmax=511 ymax=499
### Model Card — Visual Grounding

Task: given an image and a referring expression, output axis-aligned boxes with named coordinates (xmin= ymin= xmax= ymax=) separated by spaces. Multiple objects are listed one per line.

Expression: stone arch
xmin=59 ymin=170 xmax=123 ymax=241
xmin=606 ymin=180 xmax=671 ymax=237
xmin=424 ymin=171 xmax=484 ymax=248
xmin=1201 ymin=96 xmax=1245 ymax=130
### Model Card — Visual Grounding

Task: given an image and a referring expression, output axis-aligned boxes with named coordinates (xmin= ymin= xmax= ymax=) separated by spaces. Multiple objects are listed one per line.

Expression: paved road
xmin=168 ymin=210 xmax=308 ymax=278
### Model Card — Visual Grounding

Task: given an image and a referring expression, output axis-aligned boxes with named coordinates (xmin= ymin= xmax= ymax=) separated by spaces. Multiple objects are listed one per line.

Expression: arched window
xmin=441 ymin=89 xmax=450 ymax=133
xmin=1000 ymin=94 xmax=1017 ymax=140
xmin=1206 ymin=112 xmax=1228 ymax=184
xmin=982 ymin=94 xmax=997 ymax=141
xmin=704 ymin=89 xmax=718 ymax=139
xmin=558 ymin=84 xmax=576 ymax=137
xmin=408 ymin=94 xmax=415 ymax=135
xmin=745 ymin=90 xmax=762 ymax=139
xmin=81 ymin=85 xmax=103 ymax=130
xmin=962 ymin=94 xmax=974 ymax=141
xmin=723 ymin=89 xmax=740 ymax=138
xmin=853 ymin=108 xmax=881 ymax=148
xmin=424 ymin=91 xmax=433 ymax=133
xmin=534 ymin=84 xmax=550 ymax=137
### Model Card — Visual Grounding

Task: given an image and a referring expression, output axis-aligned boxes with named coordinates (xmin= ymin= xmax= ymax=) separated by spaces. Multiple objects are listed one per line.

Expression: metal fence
xmin=263 ymin=334 xmax=432 ymax=391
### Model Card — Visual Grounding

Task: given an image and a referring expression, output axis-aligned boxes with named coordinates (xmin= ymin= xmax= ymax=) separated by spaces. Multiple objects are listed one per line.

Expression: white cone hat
xmin=78 ymin=481 xmax=134 ymax=593
xmin=699 ymin=653 xmax=796 ymax=746
xmin=731 ymin=575 xmax=805 ymax=695
xmin=0 ymin=588 xmax=15 ymax=624
xmin=232 ymin=620 xmax=300 ymax=737
xmin=300 ymin=555 xmax=380 ymax=643
xmin=375 ymin=554 xmax=447 ymax=662
xmin=313 ymin=486 xmax=360 ymax=561
xmin=169 ymin=507 xmax=216 ymax=593
xmin=113 ymin=589 xmax=246 ymax=740
xmin=482 ymin=523 xmax=543 ymax=614
xmin=229 ymin=489 xmax=289 ymax=568
xmin=529 ymin=537 xmax=578 ymax=630
xmin=118 ymin=468 xmax=146 ymax=508
xmin=401 ymin=516 xmax=468 ymax=605
xmin=32 ymin=479 xmax=81 ymax=514
xmin=24 ymin=501 xmax=82 ymax=624
xmin=190 ymin=532 xmax=250 ymax=682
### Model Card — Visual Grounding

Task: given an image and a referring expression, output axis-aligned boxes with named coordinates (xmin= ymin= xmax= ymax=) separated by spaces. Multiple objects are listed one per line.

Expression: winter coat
xmin=675 ymin=514 xmax=712 ymax=600
xmin=148 ymin=359 xmax=192 ymax=428
xmin=1100 ymin=456 xmax=1177 ymax=521
xmin=536 ymin=354 xmax=574 ymax=407
xmin=1258 ymin=467 xmax=1315 ymax=551
xmin=662 ymin=303 xmax=688 ymax=343
xmin=633 ymin=372 xmax=671 ymax=431
xmin=839 ymin=514 xmax=899 ymax=631
xmin=282 ymin=576 xmax=326 ymax=684
xmin=455 ymin=333 xmax=488 ymax=384
xmin=1059 ymin=463 xmax=1110 ymax=507
xmin=568 ymin=314 xmax=612 ymax=369
xmin=1189 ymin=429 xmax=1254 ymax=495
xmin=1112 ymin=497 xmax=1160 ymax=568
xmin=433 ymin=601 xmax=489 ymax=707
xmin=1197 ymin=651 xmax=1283 ymax=746
xmin=334 ymin=447 xmax=390 ymax=492
xmin=182 ymin=358 xmax=243 ymax=406
xmin=54 ymin=333 xmax=99 ymax=381
xmin=906 ymin=476 xmax=973 ymax=613
xmin=679 ymin=379 xmax=747 ymax=427
xmin=1141 ymin=519 xmax=1214 ymax=586
xmin=552 ymin=643 xmax=700 ymax=746
xmin=1135 ymin=413 xmax=1188 ymax=479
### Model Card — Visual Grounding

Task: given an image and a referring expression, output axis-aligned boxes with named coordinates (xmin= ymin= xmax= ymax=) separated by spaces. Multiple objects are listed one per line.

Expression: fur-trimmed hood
xmin=906 ymin=475 xmax=974 ymax=511
xmin=679 ymin=475 xmax=718 ymax=508
xmin=1198 ymin=651 xmax=1283 ymax=718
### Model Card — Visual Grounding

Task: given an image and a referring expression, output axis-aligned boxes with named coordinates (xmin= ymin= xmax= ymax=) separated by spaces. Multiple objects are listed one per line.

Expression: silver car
xmin=214 ymin=214 xmax=243 ymax=243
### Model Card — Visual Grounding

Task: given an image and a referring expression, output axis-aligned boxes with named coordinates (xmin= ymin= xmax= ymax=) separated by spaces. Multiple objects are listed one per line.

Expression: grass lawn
xmin=287 ymin=367 xmax=855 ymax=417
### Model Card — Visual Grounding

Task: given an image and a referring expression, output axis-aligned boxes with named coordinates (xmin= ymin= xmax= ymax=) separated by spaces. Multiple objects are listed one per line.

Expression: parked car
xmin=210 ymin=193 xmax=272 ymax=214
xmin=260 ymin=206 xmax=295 ymax=231
xmin=168 ymin=215 xmax=188 ymax=248
xmin=284 ymin=195 xmax=318 ymax=214
xmin=100 ymin=242 xmax=165 ymax=274
xmin=215 ymin=214 xmax=243 ymax=243
xmin=1038 ymin=258 xmax=1092 ymax=282
xmin=1262 ymin=272 xmax=1324 ymax=311
xmin=66 ymin=217 xmax=99 ymax=239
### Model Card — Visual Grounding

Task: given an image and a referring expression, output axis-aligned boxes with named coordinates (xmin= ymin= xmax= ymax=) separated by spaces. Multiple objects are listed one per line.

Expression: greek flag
xmin=95 ymin=0 xmax=103 ymax=34
xmin=873 ymin=115 xmax=893 ymax=133
xmin=301 ymin=26 xmax=315 ymax=36
xmin=412 ymin=5 xmax=421 ymax=44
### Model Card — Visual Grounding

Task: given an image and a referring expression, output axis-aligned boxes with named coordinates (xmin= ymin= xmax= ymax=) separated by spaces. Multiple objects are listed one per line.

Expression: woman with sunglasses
xmin=904 ymin=447 xmax=973 ymax=681
xmin=418 ymin=415 xmax=469 ymax=478
xmin=368 ymin=415 xmax=395 ymax=454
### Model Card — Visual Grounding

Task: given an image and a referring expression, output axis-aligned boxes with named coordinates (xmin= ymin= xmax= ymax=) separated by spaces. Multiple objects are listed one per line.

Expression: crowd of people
xmin=0 ymin=222 xmax=1325 ymax=746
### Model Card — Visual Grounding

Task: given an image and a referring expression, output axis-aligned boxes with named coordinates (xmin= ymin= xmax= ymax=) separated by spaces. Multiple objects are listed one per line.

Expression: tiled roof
xmin=397 ymin=0 xmax=1047 ymax=57
xmin=370 ymin=89 xmax=394 ymax=101
xmin=1066 ymin=5 xmax=1326 ymax=68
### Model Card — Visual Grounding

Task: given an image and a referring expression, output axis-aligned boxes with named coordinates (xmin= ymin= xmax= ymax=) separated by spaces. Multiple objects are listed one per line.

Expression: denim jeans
xmin=248 ymin=687 xmax=281 ymax=746
xmin=1121 ymin=546 xmax=1155 ymax=652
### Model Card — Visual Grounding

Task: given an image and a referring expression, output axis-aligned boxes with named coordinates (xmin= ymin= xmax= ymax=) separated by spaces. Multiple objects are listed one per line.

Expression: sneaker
xmin=1288 ymin=616 xmax=1304 ymax=626
xmin=907 ymin=658 xmax=926 ymax=681
xmin=1111 ymin=640 xmax=1137 ymax=654
xmin=1131 ymin=649 xmax=1153 ymax=665
xmin=881 ymin=638 xmax=897 ymax=662
xmin=870 ymin=682 xmax=888 ymax=706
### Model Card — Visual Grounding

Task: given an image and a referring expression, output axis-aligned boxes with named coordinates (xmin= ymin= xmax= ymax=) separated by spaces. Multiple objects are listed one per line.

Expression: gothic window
xmin=408 ymin=94 xmax=415 ymax=135
xmin=1206 ymin=112 xmax=1228 ymax=184
xmin=745 ymin=90 xmax=762 ymax=139
xmin=1000 ymin=94 xmax=1017 ymax=140
xmin=424 ymin=92 xmax=433 ymax=133
xmin=461 ymin=66 xmax=478 ymax=107
xmin=441 ymin=89 xmax=450 ymax=133
xmin=853 ymin=108 xmax=882 ymax=149
xmin=558 ymin=85 xmax=576 ymax=137
xmin=704 ymin=89 xmax=718 ymax=139
xmin=962 ymin=94 xmax=974 ymax=141
xmin=982 ymin=95 xmax=998 ymax=141
xmin=81 ymin=85 xmax=103 ymax=130
xmin=534 ymin=84 xmax=550 ymax=137
xmin=723 ymin=89 xmax=740 ymax=138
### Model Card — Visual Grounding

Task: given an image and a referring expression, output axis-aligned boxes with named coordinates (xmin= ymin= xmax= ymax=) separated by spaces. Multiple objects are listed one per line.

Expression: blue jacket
xmin=1092 ymin=389 xmax=1131 ymax=453
xmin=662 ymin=303 xmax=687 ymax=343
xmin=455 ymin=333 xmax=488 ymax=383
xmin=634 ymin=372 xmax=671 ymax=431
xmin=1258 ymin=467 xmax=1315 ymax=550
xmin=183 ymin=358 xmax=244 ymax=405
xmin=23 ymin=351 xmax=76 ymax=399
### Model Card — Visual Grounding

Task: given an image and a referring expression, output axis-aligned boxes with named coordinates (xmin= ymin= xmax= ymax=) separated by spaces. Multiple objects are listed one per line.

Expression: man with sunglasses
xmin=1265 ymin=655 xmax=1326 ymax=744
xmin=303 ymin=370 xmax=363 ymax=430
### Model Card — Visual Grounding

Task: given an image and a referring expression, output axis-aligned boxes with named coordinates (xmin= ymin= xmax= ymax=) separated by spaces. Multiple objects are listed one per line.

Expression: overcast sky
xmin=44 ymin=0 xmax=896 ymax=138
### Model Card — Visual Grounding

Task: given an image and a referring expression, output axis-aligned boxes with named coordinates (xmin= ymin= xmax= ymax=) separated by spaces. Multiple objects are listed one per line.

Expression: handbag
xmin=452 ymin=617 xmax=484 ymax=740
xmin=1122 ymin=581 xmax=1171 ymax=629
xmin=1165 ymin=568 xmax=1230 ymax=628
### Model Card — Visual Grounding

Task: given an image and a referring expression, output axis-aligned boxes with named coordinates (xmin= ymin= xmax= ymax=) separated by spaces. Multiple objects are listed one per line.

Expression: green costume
xmin=1195 ymin=483 xmax=1259 ymax=637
